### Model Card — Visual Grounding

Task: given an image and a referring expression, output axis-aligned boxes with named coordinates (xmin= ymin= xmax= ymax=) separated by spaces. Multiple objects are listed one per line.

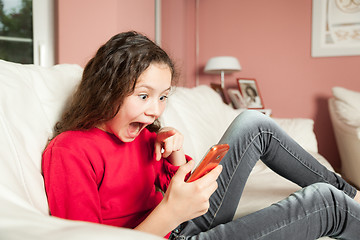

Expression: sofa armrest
xmin=329 ymin=97 xmax=360 ymax=188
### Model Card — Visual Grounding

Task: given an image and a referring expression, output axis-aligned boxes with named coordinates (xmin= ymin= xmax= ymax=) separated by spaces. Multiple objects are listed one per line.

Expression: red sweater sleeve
xmin=42 ymin=145 xmax=103 ymax=223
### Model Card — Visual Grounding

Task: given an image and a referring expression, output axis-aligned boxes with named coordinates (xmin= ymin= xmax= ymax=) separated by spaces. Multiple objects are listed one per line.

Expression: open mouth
xmin=128 ymin=122 xmax=148 ymax=138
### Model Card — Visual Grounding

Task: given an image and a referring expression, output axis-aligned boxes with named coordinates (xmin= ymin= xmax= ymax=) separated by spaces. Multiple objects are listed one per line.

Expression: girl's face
xmin=100 ymin=63 xmax=172 ymax=142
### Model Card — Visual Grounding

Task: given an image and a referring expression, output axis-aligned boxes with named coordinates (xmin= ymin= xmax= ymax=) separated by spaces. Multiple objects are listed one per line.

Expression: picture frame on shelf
xmin=227 ymin=88 xmax=246 ymax=109
xmin=237 ymin=78 xmax=264 ymax=109
xmin=210 ymin=83 xmax=227 ymax=103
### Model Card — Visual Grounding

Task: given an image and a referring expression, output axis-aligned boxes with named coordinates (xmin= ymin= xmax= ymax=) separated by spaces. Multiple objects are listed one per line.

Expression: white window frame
xmin=0 ymin=0 xmax=54 ymax=66
xmin=33 ymin=0 xmax=55 ymax=66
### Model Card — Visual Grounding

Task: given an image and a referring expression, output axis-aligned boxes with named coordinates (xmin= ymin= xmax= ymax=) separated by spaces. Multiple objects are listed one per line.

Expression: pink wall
xmin=161 ymin=0 xmax=197 ymax=87
xmin=56 ymin=0 xmax=360 ymax=171
xmin=162 ymin=0 xmax=360 ymax=171
xmin=56 ymin=0 xmax=155 ymax=66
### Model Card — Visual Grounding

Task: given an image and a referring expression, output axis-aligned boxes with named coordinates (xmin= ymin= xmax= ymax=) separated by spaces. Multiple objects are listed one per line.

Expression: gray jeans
xmin=170 ymin=110 xmax=360 ymax=240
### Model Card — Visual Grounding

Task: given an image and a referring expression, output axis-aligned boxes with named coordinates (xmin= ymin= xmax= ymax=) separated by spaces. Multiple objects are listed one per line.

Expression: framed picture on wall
xmin=237 ymin=78 xmax=264 ymax=109
xmin=311 ymin=0 xmax=360 ymax=57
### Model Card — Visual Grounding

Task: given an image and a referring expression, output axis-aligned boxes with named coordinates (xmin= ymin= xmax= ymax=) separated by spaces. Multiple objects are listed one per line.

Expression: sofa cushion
xmin=0 ymin=60 xmax=83 ymax=214
xmin=273 ymin=118 xmax=318 ymax=153
xmin=332 ymin=87 xmax=360 ymax=138
xmin=333 ymin=87 xmax=360 ymax=113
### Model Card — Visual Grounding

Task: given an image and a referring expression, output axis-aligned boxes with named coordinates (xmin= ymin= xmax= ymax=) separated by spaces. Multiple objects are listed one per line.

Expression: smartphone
xmin=187 ymin=144 xmax=229 ymax=182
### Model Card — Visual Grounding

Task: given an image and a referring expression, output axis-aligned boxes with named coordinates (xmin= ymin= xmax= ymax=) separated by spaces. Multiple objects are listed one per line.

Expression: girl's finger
xmin=172 ymin=134 xmax=183 ymax=152
xmin=173 ymin=160 xmax=195 ymax=181
xmin=162 ymin=137 xmax=174 ymax=158
xmin=154 ymin=141 xmax=163 ymax=161
xmin=157 ymin=129 xmax=176 ymax=142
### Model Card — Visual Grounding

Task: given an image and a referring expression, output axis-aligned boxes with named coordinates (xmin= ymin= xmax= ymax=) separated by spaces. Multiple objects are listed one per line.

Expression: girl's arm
xmin=138 ymin=127 xmax=220 ymax=237
xmin=135 ymin=160 xmax=222 ymax=237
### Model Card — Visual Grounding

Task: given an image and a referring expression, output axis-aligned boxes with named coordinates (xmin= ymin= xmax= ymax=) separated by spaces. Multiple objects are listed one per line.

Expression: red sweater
xmin=42 ymin=128 xmax=187 ymax=230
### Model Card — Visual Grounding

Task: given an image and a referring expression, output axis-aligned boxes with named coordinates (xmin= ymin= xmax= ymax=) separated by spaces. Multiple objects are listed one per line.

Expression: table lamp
xmin=204 ymin=56 xmax=241 ymax=89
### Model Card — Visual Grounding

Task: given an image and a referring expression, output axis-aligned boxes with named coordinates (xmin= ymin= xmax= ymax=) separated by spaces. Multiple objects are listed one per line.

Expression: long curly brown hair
xmin=53 ymin=31 xmax=177 ymax=138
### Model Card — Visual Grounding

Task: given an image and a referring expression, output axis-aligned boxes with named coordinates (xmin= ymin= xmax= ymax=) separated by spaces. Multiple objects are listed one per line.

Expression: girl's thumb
xmin=174 ymin=160 xmax=195 ymax=179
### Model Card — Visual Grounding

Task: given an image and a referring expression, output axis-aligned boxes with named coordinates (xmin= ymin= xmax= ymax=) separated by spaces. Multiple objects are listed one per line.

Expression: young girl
xmin=42 ymin=31 xmax=360 ymax=240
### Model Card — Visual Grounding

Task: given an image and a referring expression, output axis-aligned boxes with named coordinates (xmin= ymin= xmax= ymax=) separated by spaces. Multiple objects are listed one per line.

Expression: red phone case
xmin=187 ymin=144 xmax=229 ymax=182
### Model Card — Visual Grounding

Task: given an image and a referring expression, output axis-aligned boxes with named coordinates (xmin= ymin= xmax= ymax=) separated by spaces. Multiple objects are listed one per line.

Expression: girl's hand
xmin=155 ymin=127 xmax=185 ymax=165
xmin=135 ymin=160 xmax=222 ymax=237
xmin=162 ymin=160 xmax=223 ymax=223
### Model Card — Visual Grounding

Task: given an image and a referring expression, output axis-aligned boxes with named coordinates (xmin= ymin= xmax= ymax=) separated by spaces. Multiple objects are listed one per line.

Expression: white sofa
xmin=329 ymin=87 xmax=360 ymax=189
xmin=0 ymin=60 xmax=333 ymax=239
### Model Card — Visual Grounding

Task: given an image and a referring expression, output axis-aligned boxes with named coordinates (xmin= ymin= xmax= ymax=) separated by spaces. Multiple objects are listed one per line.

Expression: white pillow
xmin=333 ymin=87 xmax=360 ymax=112
xmin=273 ymin=118 xmax=318 ymax=153
xmin=0 ymin=60 xmax=83 ymax=214
xmin=332 ymin=87 xmax=360 ymax=128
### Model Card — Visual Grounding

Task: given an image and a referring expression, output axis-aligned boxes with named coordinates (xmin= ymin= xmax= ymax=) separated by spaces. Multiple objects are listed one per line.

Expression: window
xmin=0 ymin=0 xmax=54 ymax=66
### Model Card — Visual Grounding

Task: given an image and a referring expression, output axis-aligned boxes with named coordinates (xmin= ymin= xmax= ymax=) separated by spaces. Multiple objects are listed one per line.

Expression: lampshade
xmin=204 ymin=56 xmax=241 ymax=89
xmin=204 ymin=56 xmax=241 ymax=74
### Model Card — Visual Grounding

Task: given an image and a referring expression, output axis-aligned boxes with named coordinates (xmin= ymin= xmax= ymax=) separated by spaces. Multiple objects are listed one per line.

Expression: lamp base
xmin=220 ymin=70 xmax=225 ymax=89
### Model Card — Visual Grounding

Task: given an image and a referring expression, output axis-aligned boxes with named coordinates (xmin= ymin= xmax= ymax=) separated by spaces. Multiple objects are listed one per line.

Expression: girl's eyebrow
xmin=136 ymin=84 xmax=171 ymax=93
xmin=163 ymin=86 xmax=172 ymax=93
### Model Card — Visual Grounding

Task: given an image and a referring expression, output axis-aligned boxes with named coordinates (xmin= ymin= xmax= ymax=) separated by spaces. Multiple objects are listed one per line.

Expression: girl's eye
xmin=159 ymin=95 xmax=168 ymax=101
xmin=139 ymin=94 xmax=148 ymax=100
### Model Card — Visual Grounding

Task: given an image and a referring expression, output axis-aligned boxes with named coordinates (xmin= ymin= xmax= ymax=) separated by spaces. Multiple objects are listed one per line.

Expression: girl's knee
xmin=234 ymin=110 xmax=267 ymax=126
xmin=221 ymin=110 xmax=278 ymax=145
xmin=308 ymin=183 xmax=343 ymax=201
xmin=238 ymin=109 xmax=264 ymax=119
xmin=311 ymin=182 xmax=337 ymax=192
xmin=230 ymin=110 xmax=273 ymax=132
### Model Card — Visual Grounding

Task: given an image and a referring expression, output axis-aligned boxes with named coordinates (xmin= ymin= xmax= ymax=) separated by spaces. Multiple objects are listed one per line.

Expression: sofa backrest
xmin=0 ymin=60 xmax=83 ymax=214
